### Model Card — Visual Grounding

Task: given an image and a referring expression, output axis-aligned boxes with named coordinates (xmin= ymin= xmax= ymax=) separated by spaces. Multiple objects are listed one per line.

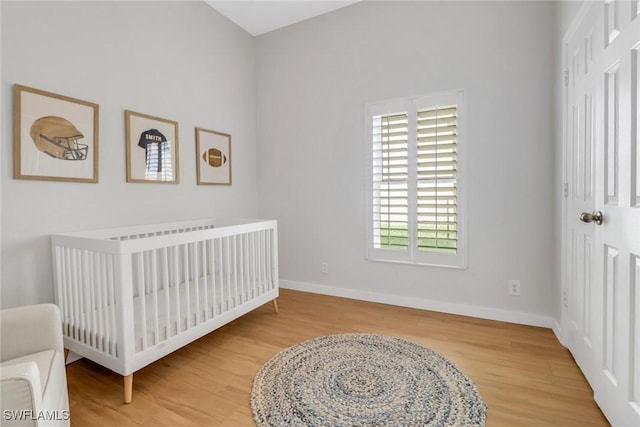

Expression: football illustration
xmin=202 ymin=148 xmax=227 ymax=167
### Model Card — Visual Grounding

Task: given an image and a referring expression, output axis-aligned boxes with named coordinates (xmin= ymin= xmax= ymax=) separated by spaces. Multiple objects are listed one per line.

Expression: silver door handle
xmin=579 ymin=211 xmax=603 ymax=225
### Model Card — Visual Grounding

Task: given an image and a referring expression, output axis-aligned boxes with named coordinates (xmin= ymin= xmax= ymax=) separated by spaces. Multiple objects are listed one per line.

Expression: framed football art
xmin=13 ymin=84 xmax=99 ymax=183
xmin=195 ymin=128 xmax=231 ymax=185
xmin=125 ymin=110 xmax=179 ymax=184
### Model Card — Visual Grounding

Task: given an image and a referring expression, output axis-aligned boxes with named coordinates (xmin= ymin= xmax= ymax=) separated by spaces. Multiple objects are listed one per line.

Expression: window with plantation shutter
xmin=366 ymin=91 xmax=466 ymax=268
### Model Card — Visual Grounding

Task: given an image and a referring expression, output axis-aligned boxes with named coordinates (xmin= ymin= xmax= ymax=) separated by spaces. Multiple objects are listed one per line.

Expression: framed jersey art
xmin=125 ymin=110 xmax=179 ymax=183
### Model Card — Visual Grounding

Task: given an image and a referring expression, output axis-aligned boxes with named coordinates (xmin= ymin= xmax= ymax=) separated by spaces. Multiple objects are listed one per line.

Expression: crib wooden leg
xmin=271 ymin=298 xmax=279 ymax=314
xmin=63 ymin=348 xmax=69 ymax=362
xmin=124 ymin=374 xmax=133 ymax=404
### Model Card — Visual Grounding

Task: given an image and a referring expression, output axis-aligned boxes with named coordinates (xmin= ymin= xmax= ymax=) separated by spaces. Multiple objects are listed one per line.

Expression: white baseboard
xmin=552 ymin=318 xmax=566 ymax=347
xmin=280 ymin=279 xmax=554 ymax=328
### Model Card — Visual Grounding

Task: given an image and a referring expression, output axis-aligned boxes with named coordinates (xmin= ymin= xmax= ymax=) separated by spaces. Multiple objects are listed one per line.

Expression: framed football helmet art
xmin=13 ymin=84 xmax=99 ymax=183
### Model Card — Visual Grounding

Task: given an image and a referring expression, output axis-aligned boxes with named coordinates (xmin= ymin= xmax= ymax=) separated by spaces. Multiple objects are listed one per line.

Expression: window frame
xmin=365 ymin=90 xmax=467 ymax=269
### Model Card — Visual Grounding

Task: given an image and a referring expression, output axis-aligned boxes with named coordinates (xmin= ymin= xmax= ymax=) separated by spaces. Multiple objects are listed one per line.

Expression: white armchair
xmin=0 ymin=304 xmax=70 ymax=426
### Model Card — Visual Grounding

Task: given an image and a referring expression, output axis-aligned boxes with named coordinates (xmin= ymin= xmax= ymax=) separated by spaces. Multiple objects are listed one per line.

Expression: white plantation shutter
xmin=367 ymin=91 xmax=465 ymax=268
xmin=372 ymin=112 xmax=409 ymax=250
xmin=416 ymin=105 xmax=457 ymax=253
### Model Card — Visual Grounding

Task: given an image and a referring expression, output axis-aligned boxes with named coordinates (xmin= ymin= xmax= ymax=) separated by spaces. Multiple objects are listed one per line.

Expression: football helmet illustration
xmin=30 ymin=116 xmax=88 ymax=160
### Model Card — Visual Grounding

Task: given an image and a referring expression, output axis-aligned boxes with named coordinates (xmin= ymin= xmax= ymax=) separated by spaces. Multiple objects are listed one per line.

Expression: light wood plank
xmin=66 ymin=289 xmax=609 ymax=426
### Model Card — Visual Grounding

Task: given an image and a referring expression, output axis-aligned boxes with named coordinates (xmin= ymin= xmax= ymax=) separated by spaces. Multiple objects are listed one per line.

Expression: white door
xmin=564 ymin=1 xmax=640 ymax=426
xmin=565 ymin=1 xmax=600 ymax=388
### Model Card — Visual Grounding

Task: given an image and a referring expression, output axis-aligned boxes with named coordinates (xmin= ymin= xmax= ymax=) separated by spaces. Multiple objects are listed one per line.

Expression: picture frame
xmin=13 ymin=84 xmax=99 ymax=183
xmin=125 ymin=110 xmax=179 ymax=184
xmin=195 ymin=128 xmax=232 ymax=185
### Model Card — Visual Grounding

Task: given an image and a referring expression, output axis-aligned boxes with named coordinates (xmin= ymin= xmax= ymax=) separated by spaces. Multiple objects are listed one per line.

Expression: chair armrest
xmin=0 ymin=304 xmax=64 ymax=363
xmin=0 ymin=360 xmax=43 ymax=419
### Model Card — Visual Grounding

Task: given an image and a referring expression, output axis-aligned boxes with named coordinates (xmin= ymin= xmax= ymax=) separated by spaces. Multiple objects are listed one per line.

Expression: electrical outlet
xmin=508 ymin=280 xmax=521 ymax=296
xmin=321 ymin=262 xmax=329 ymax=274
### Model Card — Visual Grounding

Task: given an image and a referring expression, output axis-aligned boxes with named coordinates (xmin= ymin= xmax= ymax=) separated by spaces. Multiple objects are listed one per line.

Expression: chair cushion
xmin=0 ymin=349 xmax=55 ymax=395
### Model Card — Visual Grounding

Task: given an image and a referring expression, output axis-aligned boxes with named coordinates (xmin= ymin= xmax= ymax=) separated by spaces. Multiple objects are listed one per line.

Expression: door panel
xmin=605 ymin=64 xmax=620 ymax=205
xmin=632 ymin=47 xmax=639 ymax=206
xmin=564 ymin=1 xmax=640 ymax=425
xmin=602 ymin=245 xmax=619 ymax=383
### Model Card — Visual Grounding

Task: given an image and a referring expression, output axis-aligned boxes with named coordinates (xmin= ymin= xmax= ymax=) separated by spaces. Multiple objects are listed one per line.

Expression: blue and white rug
xmin=251 ymin=333 xmax=487 ymax=426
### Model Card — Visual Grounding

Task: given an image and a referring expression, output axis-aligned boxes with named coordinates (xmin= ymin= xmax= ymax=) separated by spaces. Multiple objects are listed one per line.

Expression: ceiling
xmin=206 ymin=1 xmax=361 ymax=36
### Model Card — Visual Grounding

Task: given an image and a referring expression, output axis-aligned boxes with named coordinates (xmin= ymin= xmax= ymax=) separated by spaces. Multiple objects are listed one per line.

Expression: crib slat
xmin=93 ymin=253 xmax=103 ymax=351
xmin=150 ymin=250 xmax=160 ymax=346
xmin=258 ymin=231 xmax=263 ymax=293
xmin=262 ymin=231 xmax=266 ymax=292
xmin=239 ymin=234 xmax=245 ymax=304
xmin=83 ymin=251 xmax=90 ymax=345
xmin=104 ymin=256 xmax=111 ymax=355
xmin=202 ymin=240 xmax=209 ymax=320
xmin=245 ymin=234 xmax=251 ymax=300
xmin=98 ymin=254 xmax=108 ymax=353
xmin=225 ymin=237 xmax=231 ymax=312
xmin=232 ymin=235 xmax=238 ymax=309
xmin=211 ymin=239 xmax=217 ymax=316
xmin=264 ymin=231 xmax=270 ymax=291
xmin=254 ymin=233 xmax=259 ymax=296
xmin=78 ymin=251 xmax=86 ymax=343
xmin=88 ymin=252 xmax=98 ymax=348
xmin=135 ymin=253 xmax=148 ymax=351
xmin=251 ymin=232 xmax=257 ymax=299
xmin=86 ymin=251 xmax=95 ymax=346
xmin=218 ymin=238 xmax=224 ymax=313
xmin=172 ymin=246 xmax=182 ymax=334
xmin=92 ymin=253 xmax=99 ymax=351
xmin=107 ymin=255 xmax=117 ymax=357
xmin=62 ymin=248 xmax=72 ymax=338
xmin=95 ymin=254 xmax=103 ymax=352
xmin=55 ymin=247 xmax=65 ymax=336
xmin=73 ymin=250 xmax=83 ymax=343
xmin=194 ymin=242 xmax=201 ymax=324
xmin=162 ymin=248 xmax=170 ymax=340
xmin=245 ymin=235 xmax=250 ymax=300
xmin=65 ymin=248 xmax=73 ymax=337
xmin=265 ymin=230 xmax=272 ymax=290
xmin=270 ymin=229 xmax=275 ymax=289
xmin=183 ymin=244 xmax=191 ymax=327
xmin=267 ymin=231 xmax=271 ymax=290
xmin=69 ymin=249 xmax=77 ymax=342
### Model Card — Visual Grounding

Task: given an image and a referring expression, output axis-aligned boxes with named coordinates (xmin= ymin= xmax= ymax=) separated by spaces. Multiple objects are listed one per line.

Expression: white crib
xmin=51 ymin=218 xmax=278 ymax=403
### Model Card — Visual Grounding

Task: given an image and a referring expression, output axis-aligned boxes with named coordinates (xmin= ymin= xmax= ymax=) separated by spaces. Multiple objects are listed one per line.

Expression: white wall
xmin=256 ymin=1 xmax=558 ymax=325
xmin=1 ymin=1 xmax=258 ymax=308
xmin=1 ymin=1 xmax=569 ymax=327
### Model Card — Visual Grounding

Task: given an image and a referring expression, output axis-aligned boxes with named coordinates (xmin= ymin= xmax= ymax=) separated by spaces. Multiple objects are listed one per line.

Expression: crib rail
xmin=53 ymin=248 xmax=119 ymax=357
xmin=130 ymin=226 xmax=276 ymax=352
xmin=52 ymin=219 xmax=278 ymax=375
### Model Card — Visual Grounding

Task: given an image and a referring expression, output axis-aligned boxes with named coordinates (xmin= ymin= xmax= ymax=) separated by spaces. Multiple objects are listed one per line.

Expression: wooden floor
xmin=65 ymin=289 xmax=609 ymax=426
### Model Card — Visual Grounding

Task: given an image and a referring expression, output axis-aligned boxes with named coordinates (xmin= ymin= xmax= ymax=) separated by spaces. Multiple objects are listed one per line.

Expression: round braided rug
xmin=251 ymin=333 xmax=486 ymax=426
